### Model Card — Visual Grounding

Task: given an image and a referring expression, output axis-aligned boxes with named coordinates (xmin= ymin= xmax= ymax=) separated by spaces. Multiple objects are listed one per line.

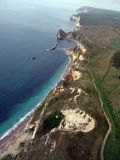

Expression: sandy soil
xmin=59 ymin=108 xmax=95 ymax=132
xmin=79 ymin=54 xmax=85 ymax=61
xmin=72 ymin=70 xmax=82 ymax=81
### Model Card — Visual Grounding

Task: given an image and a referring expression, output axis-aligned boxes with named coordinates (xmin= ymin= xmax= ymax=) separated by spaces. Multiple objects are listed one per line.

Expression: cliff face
xmin=56 ymin=29 xmax=94 ymax=44
xmin=70 ymin=15 xmax=81 ymax=31
xmin=1 ymin=29 xmax=108 ymax=160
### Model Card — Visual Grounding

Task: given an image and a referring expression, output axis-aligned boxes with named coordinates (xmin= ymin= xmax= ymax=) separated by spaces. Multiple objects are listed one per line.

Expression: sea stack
xmin=56 ymin=29 xmax=66 ymax=40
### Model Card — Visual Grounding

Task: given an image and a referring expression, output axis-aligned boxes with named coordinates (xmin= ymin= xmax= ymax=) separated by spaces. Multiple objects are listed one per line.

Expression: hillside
xmin=1 ymin=6 xmax=120 ymax=160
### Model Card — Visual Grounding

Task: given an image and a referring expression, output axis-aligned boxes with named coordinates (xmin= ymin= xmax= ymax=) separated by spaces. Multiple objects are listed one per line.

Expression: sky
xmin=0 ymin=0 xmax=120 ymax=12
xmin=53 ymin=0 xmax=120 ymax=11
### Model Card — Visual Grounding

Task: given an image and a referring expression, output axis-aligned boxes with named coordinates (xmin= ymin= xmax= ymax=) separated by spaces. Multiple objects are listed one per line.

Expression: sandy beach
xmin=0 ymin=115 xmax=31 ymax=151
xmin=0 ymin=8 xmax=90 ymax=157
xmin=0 ymin=47 xmax=72 ymax=156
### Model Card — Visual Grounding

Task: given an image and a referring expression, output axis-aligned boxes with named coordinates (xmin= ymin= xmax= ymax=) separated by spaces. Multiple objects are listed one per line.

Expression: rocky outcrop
xmin=56 ymin=29 xmax=66 ymax=40
xmin=45 ymin=43 xmax=58 ymax=51
xmin=56 ymin=29 xmax=77 ymax=40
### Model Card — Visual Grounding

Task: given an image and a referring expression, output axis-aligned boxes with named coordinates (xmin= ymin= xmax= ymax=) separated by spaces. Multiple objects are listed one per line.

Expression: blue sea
xmin=0 ymin=0 xmax=119 ymax=138
xmin=0 ymin=0 xmax=78 ymax=138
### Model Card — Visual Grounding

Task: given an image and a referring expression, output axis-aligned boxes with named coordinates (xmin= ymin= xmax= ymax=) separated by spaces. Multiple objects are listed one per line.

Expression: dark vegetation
xmin=112 ymin=51 xmax=120 ymax=68
xmin=42 ymin=111 xmax=64 ymax=133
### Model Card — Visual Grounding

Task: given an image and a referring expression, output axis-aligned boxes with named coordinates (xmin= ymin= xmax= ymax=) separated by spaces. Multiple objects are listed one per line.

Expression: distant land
xmin=0 ymin=6 xmax=120 ymax=160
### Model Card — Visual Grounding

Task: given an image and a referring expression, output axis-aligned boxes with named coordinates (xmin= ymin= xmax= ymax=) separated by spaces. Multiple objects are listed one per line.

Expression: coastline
xmin=0 ymin=11 xmax=110 ymax=159
xmin=0 ymin=47 xmax=72 ymax=154
xmin=0 ymin=4 xmax=116 ymax=160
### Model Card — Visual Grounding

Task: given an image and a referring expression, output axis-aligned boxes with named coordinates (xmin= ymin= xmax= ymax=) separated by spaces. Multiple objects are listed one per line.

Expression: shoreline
xmin=0 ymin=47 xmax=72 ymax=154
xmin=0 ymin=6 xmax=114 ymax=160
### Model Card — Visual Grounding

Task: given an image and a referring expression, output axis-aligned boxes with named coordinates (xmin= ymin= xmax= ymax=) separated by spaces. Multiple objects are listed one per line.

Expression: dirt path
xmin=86 ymin=57 xmax=112 ymax=160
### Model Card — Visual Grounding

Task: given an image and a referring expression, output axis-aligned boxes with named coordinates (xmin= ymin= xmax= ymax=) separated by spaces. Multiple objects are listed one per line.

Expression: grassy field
xmin=111 ymin=36 xmax=120 ymax=50
xmin=88 ymin=45 xmax=120 ymax=159
xmin=78 ymin=7 xmax=120 ymax=27
xmin=78 ymin=7 xmax=120 ymax=159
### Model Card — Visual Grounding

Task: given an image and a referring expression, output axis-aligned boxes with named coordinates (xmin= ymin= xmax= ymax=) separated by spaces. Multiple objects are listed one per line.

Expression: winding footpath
xmin=86 ymin=56 xmax=112 ymax=160
xmin=71 ymin=14 xmax=112 ymax=160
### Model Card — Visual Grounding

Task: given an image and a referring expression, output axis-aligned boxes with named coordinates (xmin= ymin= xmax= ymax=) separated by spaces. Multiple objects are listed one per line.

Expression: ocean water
xmin=0 ymin=0 xmax=77 ymax=137
xmin=0 ymin=0 xmax=119 ymax=138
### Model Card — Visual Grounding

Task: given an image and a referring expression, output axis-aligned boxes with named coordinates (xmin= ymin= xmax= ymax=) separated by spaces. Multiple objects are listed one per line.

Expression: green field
xmin=78 ymin=7 xmax=120 ymax=27
xmin=78 ymin=7 xmax=120 ymax=159
xmin=88 ymin=48 xmax=120 ymax=160
xmin=111 ymin=37 xmax=120 ymax=50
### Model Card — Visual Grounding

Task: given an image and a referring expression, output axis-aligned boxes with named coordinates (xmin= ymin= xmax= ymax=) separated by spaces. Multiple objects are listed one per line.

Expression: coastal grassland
xmin=111 ymin=36 xmax=120 ymax=50
xmin=79 ymin=9 xmax=120 ymax=158
xmin=81 ymin=26 xmax=119 ymax=47
xmin=67 ymin=60 xmax=108 ymax=160
xmin=78 ymin=7 xmax=120 ymax=27
xmin=87 ymin=45 xmax=120 ymax=159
